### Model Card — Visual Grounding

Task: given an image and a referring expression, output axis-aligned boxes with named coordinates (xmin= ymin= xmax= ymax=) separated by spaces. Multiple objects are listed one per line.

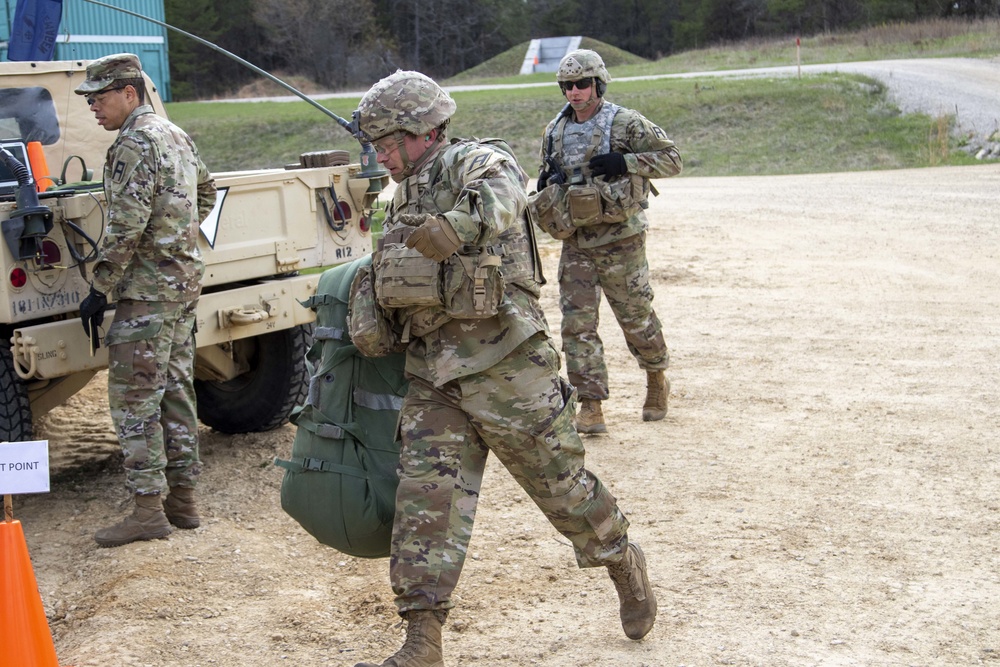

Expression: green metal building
xmin=0 ymin=0 xmax=172 ymax=101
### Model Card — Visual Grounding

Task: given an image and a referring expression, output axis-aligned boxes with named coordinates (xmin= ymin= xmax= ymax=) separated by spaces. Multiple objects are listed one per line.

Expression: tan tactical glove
xmin=404 ymin=214 xmax=462 ymax=262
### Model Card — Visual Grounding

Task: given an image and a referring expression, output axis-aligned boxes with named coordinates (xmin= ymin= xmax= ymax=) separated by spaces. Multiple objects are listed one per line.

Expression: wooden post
xmin=796 ymin=37 xmax=801 ymax=78
xmin=3 ymin=437 xmax=11 ymax=522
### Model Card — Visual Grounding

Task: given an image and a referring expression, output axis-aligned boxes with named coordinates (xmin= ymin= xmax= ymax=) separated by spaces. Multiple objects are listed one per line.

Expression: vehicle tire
xmin=195 ymin=324 xmax=312 ymax=434
xmin=0 ymin=343 xmax=33 ymax=441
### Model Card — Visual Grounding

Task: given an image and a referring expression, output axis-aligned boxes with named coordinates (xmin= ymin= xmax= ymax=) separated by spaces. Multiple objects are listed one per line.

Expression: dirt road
xmin=14 ymin=163 xmax=1000 ymax=666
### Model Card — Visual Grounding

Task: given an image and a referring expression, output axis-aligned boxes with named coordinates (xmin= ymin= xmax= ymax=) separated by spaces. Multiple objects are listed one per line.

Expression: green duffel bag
xmin=275 ymin=255 xmax=409 ymax=558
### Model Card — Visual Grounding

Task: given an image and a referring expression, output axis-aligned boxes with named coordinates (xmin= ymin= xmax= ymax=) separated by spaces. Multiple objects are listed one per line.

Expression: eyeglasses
xmin=373 ymin=138 xmax=399 ymax=157
xmin=560 ymin=78 xmax=593 ymax=92
xmin=85 ymin=85 xmax=127 ymax=107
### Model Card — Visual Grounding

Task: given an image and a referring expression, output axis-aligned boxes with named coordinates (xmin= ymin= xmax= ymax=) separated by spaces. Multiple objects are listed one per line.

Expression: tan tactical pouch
xmin=567 ymin=184 xmax=603 ymax=227
xmin=594 ymin=174 xmax=646 ymax=222
xmin=348 ymin=260 xmax=403 ymax=357
xmin=443 ymin=248 xmax=504 ymax=319
xmin=528 ymin=186 xmax=575 ymax=240
xmin=374 ymin=243 xmax=443 ymax=309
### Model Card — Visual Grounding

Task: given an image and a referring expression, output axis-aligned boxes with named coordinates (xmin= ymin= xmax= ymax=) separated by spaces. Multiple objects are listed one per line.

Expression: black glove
xmin=80 ymin=287 xmax=108 ymax=346
xmin=536 ymin=171 xmax=550 ymax=191
xmin=588 ymin=152 xmax=628 ymax=180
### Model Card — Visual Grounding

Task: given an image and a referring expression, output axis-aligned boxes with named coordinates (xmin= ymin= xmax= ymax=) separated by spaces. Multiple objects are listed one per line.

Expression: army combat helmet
xmin=356 ymin=70 xmax=456 ymax=180
xmin=557 ymin=49 xmax=610 ymax=97
xmin=356 ymin=70 xmax=456 ymax=142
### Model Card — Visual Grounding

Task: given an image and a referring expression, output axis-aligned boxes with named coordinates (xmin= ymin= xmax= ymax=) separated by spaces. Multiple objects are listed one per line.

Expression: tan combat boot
xmin=642 ymin=371 xmax=670 ymax=422
xmin=94 ymin=493 xmax=172 ymax=548
xmin=163 ymin=486 xmax=201 ymax=529
xmin=607 ymin=542 xmax=657 ymax=640
xmin=355 ymin=610 xmax=447 ymax=667
xmin=576 ymin=398 xmax=607 ymax=434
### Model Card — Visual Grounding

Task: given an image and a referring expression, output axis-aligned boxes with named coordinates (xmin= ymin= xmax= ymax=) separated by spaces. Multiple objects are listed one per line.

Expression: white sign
xmin=199 ymin=186 xmax=228 ymax=249
xmin=0 ymin=440 xmax=50 ymax=494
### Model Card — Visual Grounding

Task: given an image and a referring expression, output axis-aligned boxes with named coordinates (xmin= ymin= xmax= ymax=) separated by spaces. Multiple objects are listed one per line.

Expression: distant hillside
xmin=446 ymin=38 xmax=649 ymax=82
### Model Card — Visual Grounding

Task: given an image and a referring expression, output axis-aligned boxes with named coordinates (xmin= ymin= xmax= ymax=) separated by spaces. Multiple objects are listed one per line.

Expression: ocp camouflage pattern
xmin=356 ymin=70 xmax=457 ymax=140
xmin=93 ymin=105 xmax=216 ymax=302
xmin=389 ymin=333 xmax=630 ymax=613
xmin=559 ymin=231 xmax=668 ymax=400
xmin=382 ymin=139 xmax=547 ymax=387
xmin=537 ymin=100 xmax=682 ymax=248
xmin=106 ymin=300 xmax=200 ymax=494
xmin=372 ymin=132 xmax=631 ymax=617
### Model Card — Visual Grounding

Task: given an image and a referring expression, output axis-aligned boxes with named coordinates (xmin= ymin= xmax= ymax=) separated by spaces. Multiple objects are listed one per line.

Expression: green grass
xmin=170 ymin=74 xmax=980 ymax=177
xmin=168 ymin=18 xmax=997 ymax=177
xmin=445 ymin=18 xmax=1000 ymax=83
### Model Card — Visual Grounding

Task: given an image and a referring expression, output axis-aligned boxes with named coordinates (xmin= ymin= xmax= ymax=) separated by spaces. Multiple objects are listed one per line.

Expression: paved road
xmin=231 ymin=57 xmax=1000 ymax=145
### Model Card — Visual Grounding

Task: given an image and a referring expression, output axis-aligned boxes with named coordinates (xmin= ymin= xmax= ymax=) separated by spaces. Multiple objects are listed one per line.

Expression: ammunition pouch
xmin=372 ymin=238 xmax=507 ymax=329
xmin=567 ymin=184 xmax=603 ymax=227
xmin=593 ymin=173 xmax=646 ymax=223
xmin=374 ymin=243 xmax=443 ymax=309
xmin=444 ymin=247 xmax=504 ymax=319
xmin=528 ymin=186 xmax=575 ymax=240
xmin=347 ymin=258 xmax=404 ymax=358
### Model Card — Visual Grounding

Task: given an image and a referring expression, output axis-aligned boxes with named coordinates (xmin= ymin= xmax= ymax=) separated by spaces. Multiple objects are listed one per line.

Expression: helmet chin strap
xmin=567 ymin=88 xmax=601 ymax=116
xmin=395 ymin=130 xmax=445 ymax=180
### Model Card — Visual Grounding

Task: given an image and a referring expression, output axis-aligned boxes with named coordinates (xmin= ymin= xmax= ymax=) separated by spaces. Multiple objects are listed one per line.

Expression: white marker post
xmin=796 ymin=37 xmax=801 ymax=78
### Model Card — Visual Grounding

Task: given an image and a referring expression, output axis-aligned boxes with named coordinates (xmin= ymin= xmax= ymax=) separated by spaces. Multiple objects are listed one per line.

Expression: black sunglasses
xmin=560 ymin=78 xmax=593 ymax=92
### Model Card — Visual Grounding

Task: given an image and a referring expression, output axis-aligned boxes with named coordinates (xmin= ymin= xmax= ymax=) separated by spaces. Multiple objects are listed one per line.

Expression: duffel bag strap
xmin=293 ymin=411 xmax=395 ymax=453
xmin=273 ymin=456 xmax=369 ymax=478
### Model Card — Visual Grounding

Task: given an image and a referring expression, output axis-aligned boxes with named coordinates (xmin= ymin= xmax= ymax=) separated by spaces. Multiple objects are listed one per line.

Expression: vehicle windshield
xmin=0 ymin=87 xmax=61 ymax=145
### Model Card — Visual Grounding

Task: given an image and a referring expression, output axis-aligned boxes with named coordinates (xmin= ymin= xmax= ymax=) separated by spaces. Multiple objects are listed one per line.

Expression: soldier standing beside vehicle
xmin=75 ymin=53 xmax=216 ymax=548
xmin=530 ymin=49 xmax=682 ymax=435
xmin=349 ymin=70 xmax=657 ymax=667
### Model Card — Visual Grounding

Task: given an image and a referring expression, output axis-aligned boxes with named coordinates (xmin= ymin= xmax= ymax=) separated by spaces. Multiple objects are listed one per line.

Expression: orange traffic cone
xmin=0 ymin=518 xmax=61 ymax=667
xmin=26 ymin=141 xmax=55 ymax=193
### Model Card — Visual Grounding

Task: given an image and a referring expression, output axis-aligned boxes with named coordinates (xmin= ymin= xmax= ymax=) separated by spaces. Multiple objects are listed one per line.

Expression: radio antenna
xmin=83 ymin=0 xmax=355 ymax=135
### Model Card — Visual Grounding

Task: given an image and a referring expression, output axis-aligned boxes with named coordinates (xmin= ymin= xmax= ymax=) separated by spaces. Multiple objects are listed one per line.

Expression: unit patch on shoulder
xmin=108 ymin=141 xmax=144 ymax=194
xmin=462 ymin=147 xmax=504 ymax=181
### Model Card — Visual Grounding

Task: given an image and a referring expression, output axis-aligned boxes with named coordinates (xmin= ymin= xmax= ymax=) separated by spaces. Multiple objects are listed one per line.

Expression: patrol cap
xmin=74 ymin=53 xmax=143 ymax=95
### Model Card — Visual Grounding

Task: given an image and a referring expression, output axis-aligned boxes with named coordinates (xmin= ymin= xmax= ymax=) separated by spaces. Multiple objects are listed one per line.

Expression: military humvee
xmin=0 ymin=60 xmax=386 ymax=442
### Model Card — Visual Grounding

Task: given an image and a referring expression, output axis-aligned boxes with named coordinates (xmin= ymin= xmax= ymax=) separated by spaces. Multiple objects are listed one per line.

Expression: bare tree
xmin=253 ymin=0 xmax=384 ymax=89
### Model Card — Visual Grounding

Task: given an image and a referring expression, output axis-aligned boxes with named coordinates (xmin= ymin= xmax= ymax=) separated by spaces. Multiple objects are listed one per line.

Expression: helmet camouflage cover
xmin=356 ymin=70 xmax=457 ymax=141
xmin=556 ymin=49 xmax=611 ymax=84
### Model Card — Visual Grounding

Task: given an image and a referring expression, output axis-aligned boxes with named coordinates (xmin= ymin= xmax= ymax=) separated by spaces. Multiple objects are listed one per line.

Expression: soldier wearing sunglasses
xmin=531 ymin=49 xmax=683 ymax=435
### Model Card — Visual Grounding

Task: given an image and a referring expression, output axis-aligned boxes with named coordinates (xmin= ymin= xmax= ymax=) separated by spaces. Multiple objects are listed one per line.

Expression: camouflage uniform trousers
xmin=389 ymin=332 xmax=630 ymax=614
xmin=559 ymin=231 xmax=668 ymax=401
xmin=105 ymin=299 xmax=201 ymax=495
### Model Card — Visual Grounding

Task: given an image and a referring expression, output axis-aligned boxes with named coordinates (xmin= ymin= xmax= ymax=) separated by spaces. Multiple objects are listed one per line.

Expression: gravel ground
xmin=22 ymin=163 xmax=1000 ymax=667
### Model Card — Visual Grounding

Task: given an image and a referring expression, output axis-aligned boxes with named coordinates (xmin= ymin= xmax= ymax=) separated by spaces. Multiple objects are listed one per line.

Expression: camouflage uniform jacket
xmin=384 ymin=139 xmax=547 ymax=387
xmin=539 ymin=99 xmax=682 ymax=249
xmin=93 ymin=105 xmax=216 ymax=302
